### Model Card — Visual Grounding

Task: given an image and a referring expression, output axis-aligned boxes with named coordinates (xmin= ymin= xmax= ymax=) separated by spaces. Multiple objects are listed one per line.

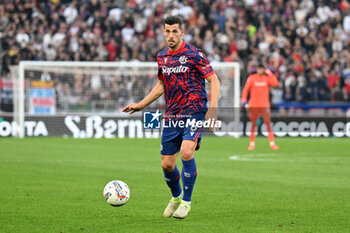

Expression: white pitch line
xmin=229 ymin=155 xmax=282 ymax=162
xmin=228 ymin=152 xmax=349 ymax=163
xmin=229 ymin=153 xmax=284 ymax=161
xmin=231 ymin=153 xmax=284 ymax=157
xmin=229 ymin=152 xmax=313 ymax=162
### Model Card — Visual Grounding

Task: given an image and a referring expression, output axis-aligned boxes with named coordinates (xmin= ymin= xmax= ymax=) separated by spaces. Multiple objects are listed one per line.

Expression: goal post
xmin=13 ymin=61 xmax=240 ymax=138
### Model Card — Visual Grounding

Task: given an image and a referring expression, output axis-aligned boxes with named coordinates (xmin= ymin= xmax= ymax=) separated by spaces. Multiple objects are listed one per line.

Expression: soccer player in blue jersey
xmin=123 ymin=15 xmax=220 ymax=219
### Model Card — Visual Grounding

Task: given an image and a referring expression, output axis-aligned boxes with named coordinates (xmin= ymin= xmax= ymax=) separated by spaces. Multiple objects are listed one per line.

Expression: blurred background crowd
xmin=0 ymin=0 xmax=350 ymax=109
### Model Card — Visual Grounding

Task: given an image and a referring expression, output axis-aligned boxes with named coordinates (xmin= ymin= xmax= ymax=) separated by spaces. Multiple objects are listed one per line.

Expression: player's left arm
xmin=206 ymin=73 xmax=221 ymax=131
xmin=194 ymin=50 xmax=220 ymax=131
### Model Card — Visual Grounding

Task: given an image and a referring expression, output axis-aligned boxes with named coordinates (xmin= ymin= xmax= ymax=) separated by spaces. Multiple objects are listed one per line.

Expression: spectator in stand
xmin=0 ymin=0 xmax=349 ymax=104
xmin=63 ymin=1 xmax=78 ymax=25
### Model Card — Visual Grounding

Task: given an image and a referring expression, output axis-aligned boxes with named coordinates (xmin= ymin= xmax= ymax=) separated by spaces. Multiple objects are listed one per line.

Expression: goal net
xmin=12 ymin=61 xmax=240 ymax=138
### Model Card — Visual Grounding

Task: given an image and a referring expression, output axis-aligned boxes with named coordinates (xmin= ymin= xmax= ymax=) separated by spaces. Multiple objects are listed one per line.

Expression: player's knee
xmin=264 ymin=121 xmax=271 ymax=127
xmin=161 ymin=160 xmax=175 ymax=172
xmin=180 ymin=148 xmax=194 ymax=161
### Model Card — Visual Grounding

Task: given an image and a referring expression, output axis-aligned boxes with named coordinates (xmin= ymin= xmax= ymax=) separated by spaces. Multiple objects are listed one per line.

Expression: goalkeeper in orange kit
xmin=241 ymin=62 xmax=279 ymax=150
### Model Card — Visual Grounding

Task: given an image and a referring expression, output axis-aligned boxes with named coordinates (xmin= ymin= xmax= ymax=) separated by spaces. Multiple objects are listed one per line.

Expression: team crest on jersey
xmin=179 ymin=56 xmax=187 ymax=64
xmin=164 ymin=57 xmax=168 ymax=63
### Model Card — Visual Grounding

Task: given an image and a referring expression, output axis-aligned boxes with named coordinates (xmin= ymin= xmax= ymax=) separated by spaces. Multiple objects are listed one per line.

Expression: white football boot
xmin=173 ymin=201 xmax=191 ymax=219
xmin=163 ymin=196 xmax=181 ymax=218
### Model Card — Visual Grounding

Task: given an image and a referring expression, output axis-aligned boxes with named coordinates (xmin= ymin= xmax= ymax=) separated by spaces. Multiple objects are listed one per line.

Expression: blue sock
xmin=163 ymin=165 xmax=182 ymax=198
xmin=181 ymin=158 xmax=197 ymax=202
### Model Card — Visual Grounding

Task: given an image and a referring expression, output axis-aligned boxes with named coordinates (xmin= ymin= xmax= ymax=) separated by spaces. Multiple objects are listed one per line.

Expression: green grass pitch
xmin=0 ymin=137 xmax=349 ymax=233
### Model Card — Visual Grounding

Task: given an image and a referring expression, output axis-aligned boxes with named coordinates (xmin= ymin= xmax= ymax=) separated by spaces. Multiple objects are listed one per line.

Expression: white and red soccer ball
xmin=103 ymin=180 xmax=130 ymax=207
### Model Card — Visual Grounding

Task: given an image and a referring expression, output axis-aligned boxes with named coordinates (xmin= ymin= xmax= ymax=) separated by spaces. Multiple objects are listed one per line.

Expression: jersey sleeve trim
xmin=202 ymin=70 xmax=215 ymax=79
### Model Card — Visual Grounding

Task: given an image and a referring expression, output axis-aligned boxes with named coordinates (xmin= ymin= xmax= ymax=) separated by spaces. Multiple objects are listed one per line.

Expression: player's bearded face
xmin=163 ymin=24 xmax=184 ymax=50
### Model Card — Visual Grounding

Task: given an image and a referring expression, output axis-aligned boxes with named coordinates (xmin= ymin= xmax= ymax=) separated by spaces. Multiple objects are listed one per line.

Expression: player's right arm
xmin=122 ymin=80 xmax=164 ymax=114
xmin=241 ymin=75 xmax=253 ymax=107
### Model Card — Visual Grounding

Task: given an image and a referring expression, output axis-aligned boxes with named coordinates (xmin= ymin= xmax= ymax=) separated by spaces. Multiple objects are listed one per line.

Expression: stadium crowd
xmin=0 ymin=0 xmax=350 ymax=109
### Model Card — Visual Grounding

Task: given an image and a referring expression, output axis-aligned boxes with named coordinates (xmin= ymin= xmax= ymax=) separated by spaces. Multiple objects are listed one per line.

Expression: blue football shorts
xmin=161 ymin=112 xmax=206 ymax=155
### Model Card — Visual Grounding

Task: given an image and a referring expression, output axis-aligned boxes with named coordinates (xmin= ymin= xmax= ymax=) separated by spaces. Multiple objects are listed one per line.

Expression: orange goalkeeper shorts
xmin=249 ymin=107 xmax=271 ymax=122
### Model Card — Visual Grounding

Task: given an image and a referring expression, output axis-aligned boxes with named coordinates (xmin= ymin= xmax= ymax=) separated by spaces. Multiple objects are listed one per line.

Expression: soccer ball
xmin=103 ymin=180 xmax=130 ymax=207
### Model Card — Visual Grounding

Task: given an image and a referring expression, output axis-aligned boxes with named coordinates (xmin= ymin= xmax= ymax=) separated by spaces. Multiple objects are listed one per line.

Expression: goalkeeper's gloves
xmin=242 ymin=102 xmax=249 ymax=109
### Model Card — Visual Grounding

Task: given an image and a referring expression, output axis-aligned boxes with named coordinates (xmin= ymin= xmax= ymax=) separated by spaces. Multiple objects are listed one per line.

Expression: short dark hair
xmin=257 ymin=60 xmax=265 ymax=68
xmin=163 ymin=15 xmax=184 ymax=29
